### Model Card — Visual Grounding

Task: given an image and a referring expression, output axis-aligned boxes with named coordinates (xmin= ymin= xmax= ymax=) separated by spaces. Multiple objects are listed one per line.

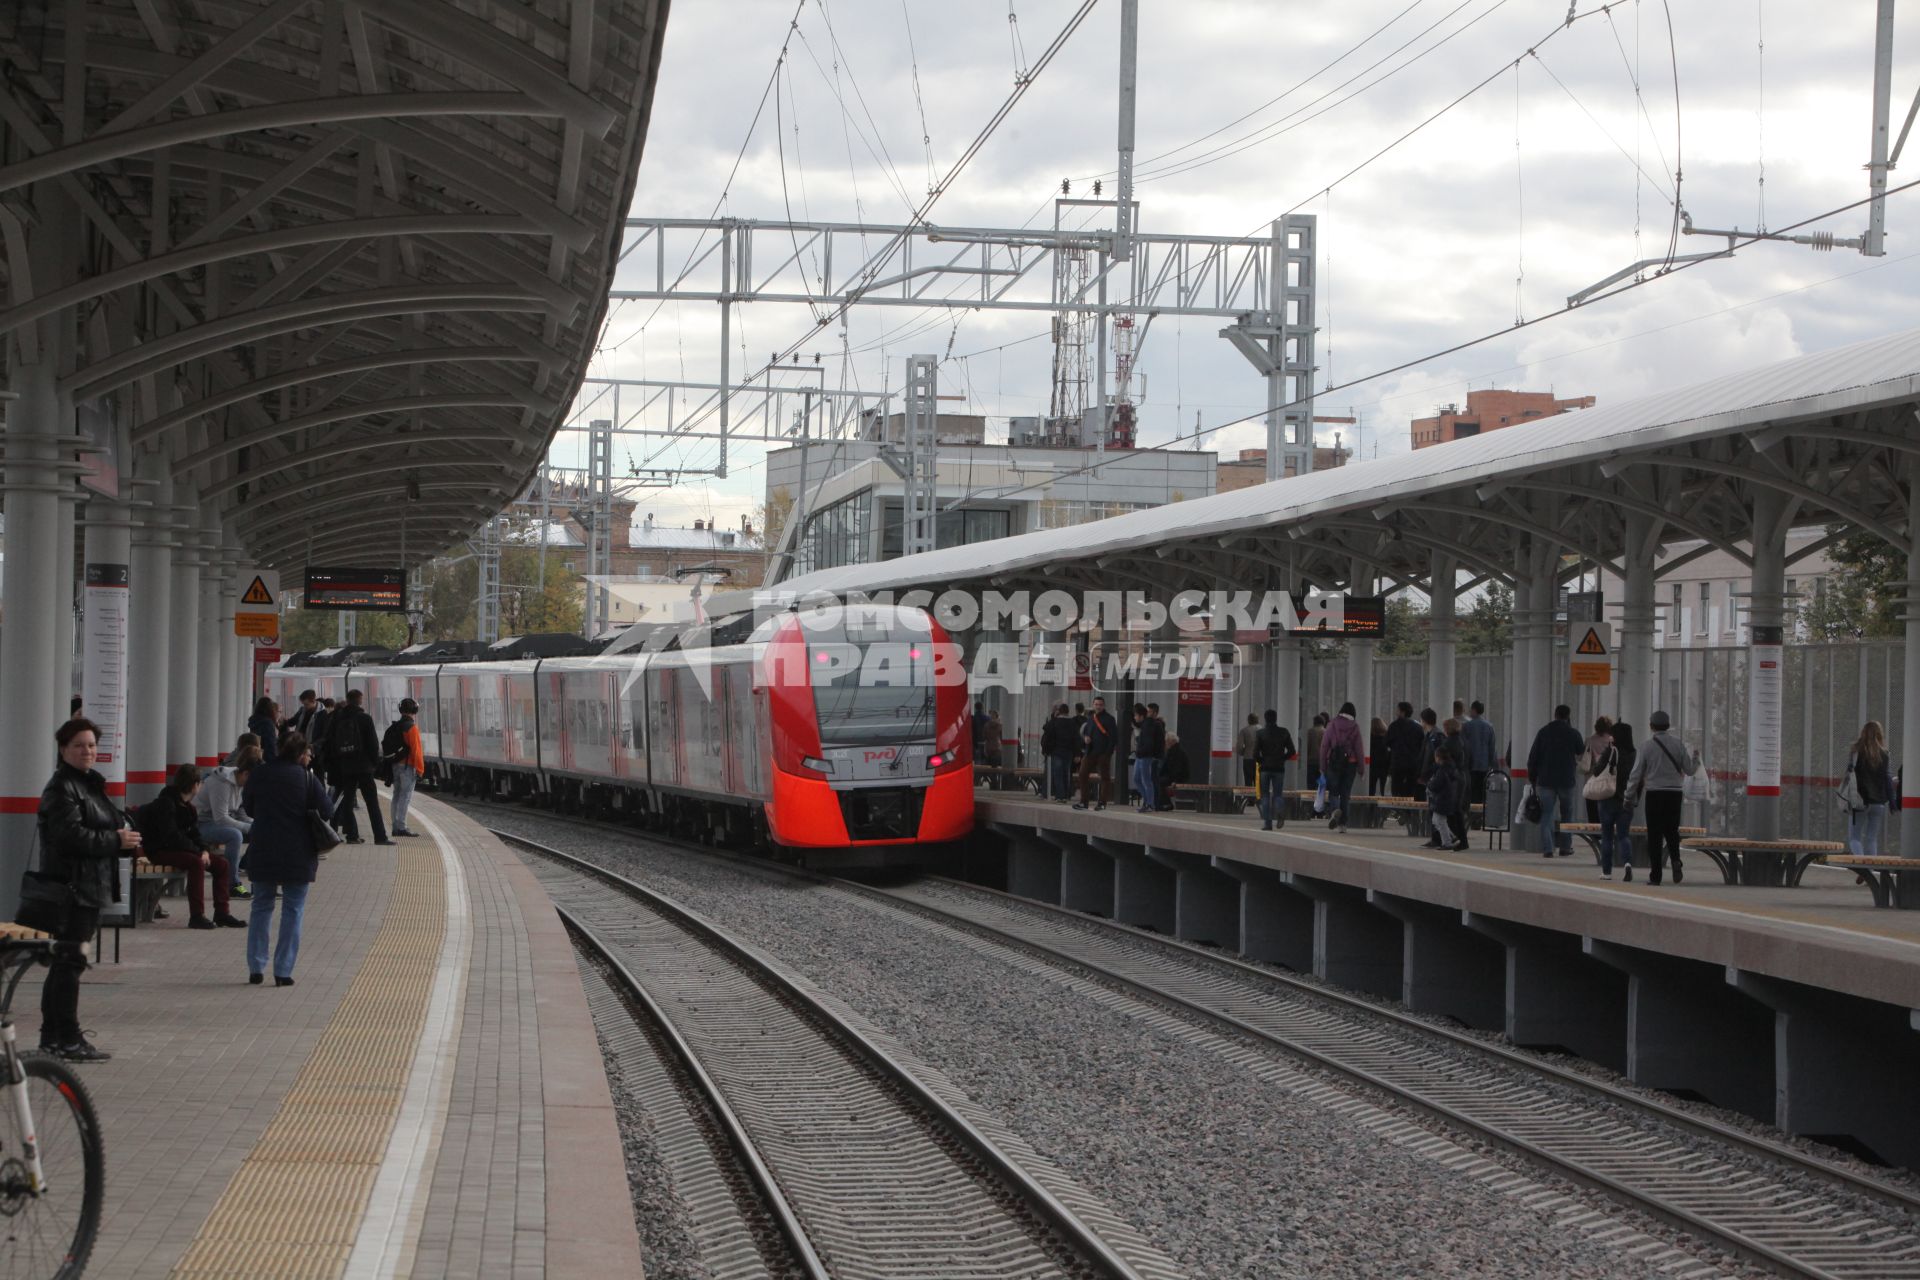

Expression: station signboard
xmin=1569 ymin=622 xmax=1613 ymax=686
xmin=303 ymin=566 xmax=406 ymax=612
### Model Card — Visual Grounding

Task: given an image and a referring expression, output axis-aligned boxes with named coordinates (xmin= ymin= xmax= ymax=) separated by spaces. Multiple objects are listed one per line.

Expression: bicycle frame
xmin=0 ymin=944 xmax=78 ymax=1198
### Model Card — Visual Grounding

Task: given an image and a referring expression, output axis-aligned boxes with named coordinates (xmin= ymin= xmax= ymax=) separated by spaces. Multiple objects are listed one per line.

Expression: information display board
xmin=1285 ymin=595 xmax=1386 ymax=637
xmin=303 ymin=566 xmax=405 ymax=611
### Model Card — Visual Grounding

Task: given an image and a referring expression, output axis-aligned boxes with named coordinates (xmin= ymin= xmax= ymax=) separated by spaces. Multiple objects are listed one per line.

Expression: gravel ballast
xmin=473 ymin=805 xmax=1756 ymax=1279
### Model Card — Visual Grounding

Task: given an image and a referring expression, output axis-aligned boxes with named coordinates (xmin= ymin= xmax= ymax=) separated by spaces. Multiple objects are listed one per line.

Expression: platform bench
xmin=1557 ymin=823 xmax=1705 ymax=869
xmin=1678 ymin=837 xmax=1843 ymax=887
xmin=1165 ymin=783 xmax=1256 ymax=815
xmin=1825 ymin=855 xmax=1920 ymax=908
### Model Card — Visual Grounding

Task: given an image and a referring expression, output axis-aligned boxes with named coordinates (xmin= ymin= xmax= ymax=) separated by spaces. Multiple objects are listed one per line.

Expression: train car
xmin=265 ymin=602 xmax=974 ymax=863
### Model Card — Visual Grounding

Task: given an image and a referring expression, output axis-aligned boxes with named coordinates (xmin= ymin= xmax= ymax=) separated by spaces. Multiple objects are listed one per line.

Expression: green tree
xmin=1378 ymin=595 xmax=1430 ymax=657
xmin=1459 ymin=581 xmax=1514 ymax=655
xmin=1800 ymin=528 xmax=1902 ymax=640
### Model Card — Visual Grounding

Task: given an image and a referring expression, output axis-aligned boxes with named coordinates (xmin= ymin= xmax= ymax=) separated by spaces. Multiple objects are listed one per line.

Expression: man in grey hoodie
xmin=1623 ymin=710 xmax=1700 ymax=886
xmin=196 ymin=745 xmax=260 ymax=900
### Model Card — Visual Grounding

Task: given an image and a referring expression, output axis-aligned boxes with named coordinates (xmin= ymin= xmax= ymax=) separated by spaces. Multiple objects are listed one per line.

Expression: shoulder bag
xmin=1835 ymin=755 xmax=1865 ymax=812
xmin=1583 ymin=747 xmax=1618 ymax=801
xmin=308 ymin=807 xmax=343 ymax=854
xmin=15 ymin=830 xmax=78 ymax=937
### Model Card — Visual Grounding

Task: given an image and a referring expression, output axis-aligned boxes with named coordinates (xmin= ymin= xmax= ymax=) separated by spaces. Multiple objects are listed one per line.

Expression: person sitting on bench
xmin=137 ymin=764 xmax=245 ymax=930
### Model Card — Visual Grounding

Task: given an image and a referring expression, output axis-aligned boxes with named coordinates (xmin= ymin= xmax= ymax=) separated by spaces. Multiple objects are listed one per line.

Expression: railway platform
xmin=975 ymin=792 xmax=1920 ymax=1170
xmin=24 ymin=794 xmax=637 ymax=1279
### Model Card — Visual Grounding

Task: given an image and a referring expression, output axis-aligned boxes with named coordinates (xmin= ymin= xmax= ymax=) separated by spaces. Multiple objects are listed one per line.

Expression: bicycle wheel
xmin=0 ymin=1054 xmax=103 ymax=1280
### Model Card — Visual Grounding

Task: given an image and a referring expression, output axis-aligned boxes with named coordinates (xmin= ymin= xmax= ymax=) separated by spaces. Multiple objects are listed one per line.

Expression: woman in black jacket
xmin=36 ymin=719 xmax=142 ymax=1061
xmin=247 ymin=696 xmax=280 ymax=749
xmin=240 ymin=733 xmax=336 ymax=986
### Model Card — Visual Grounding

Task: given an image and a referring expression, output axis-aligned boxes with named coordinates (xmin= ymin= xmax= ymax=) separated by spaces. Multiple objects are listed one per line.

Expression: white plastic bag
xmin=1312 ymin=775 xmax=1328 ymax=816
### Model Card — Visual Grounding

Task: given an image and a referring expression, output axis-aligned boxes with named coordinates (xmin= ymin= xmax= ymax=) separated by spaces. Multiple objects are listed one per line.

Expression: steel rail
xmin=500 ymin=830 xmax=1149 ymax=1280
xmin=558 ymin=906 xmax=830 ymax=1280
xmin=475 ymin=807 xmax=1920 ymax=1279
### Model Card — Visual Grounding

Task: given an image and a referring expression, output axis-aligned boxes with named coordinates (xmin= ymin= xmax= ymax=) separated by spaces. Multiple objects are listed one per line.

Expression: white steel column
xmin=53 ymin=486 xmax=77 ymax=711
xmin=167 ymin=498 xmax=203 ymax=776
xmin=80 ymin=468 xmax=135 ymax=802
xmin=195 ymin=509 xmax=226 ymax=766
xmin=1346 ymin=560 xmax=1377 ymax=768
xmin=1427 ymin=551 xmax=1456 ymax=717
xmin=1618 ymin=510 xmax=1658 ymax=731
xmin=1746 ymin=489 xmax=1791 ymax=840
xmin=1509 ymin=540 xmax=1559 ymax=834
xmin=1903 ymin=462 xmax=1920 ymax=854
xmin=127 ymin=451 xmax=175 ymax=804
xmin=0 ymin=362 xmax=74 ymax=905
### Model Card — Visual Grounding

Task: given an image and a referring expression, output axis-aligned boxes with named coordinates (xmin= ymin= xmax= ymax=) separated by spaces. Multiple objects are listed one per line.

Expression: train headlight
xmin=927 ymin=753 xmax=945 ymax=768
xmin=802 ymin=756 xmax=834 ymax=774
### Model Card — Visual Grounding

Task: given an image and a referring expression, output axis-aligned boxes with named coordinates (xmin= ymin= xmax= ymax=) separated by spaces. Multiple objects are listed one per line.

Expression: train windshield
xmin=804 ymin=610 xmax=938 ymax=747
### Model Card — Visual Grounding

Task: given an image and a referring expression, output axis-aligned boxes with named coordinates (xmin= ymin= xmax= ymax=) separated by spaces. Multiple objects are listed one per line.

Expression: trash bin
xmin=1482 ymin=769 xmax=1512 ymax=845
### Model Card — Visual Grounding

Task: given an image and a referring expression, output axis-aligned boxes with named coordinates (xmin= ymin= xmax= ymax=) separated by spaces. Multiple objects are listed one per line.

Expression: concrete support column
xmin=1746 ymin=488 xmax=1790 ymax=840
xmin=80 ymin=473 xmax=135 ymax=801
xmin=1618 ymin=510 xmax=1658 ymax=731
xmin=0 ymin=362 xmax=75 ymax=905
xmin=1056 ymin=831 xmax=1114 ymax=915
xmin=1108 ymin=840 xmax=1175 ymax=934
xmin=166 ymin=497 xmax=203 ymax=776
xmin=1000 ymin=825 xmax=1063 ymax=904
xmin=1289 ymin=873 xmax=1402 ymax=999
xmin=1904 ymin=465 xmax=1920 ymax=855
xmin=1426 ymin=551 xmax=1456 ymax=717
xmin=1143 ymin=850 xmax=1239 ymax=949
xmin=1467 ymin=912 xmax=1627 ymax=1071
xmin=1369 ymin=891 xmax=1504 ymax=1031
xmin=126 ymin=452 xmax=175 ymax=804
xmin=1218 ymin=860 xmax=1313 ymax=971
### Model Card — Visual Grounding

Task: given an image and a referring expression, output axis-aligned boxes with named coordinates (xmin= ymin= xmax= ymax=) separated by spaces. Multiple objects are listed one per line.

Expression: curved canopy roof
xmin=0 ymin=0 xmax=669 ymax=568
xmin=751 ymin=326 xmax=1920 ymax=606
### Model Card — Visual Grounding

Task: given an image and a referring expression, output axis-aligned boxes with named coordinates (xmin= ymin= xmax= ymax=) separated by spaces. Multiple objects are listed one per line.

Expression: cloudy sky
xmin=557 ymin=0 xmax=1920 ymax=532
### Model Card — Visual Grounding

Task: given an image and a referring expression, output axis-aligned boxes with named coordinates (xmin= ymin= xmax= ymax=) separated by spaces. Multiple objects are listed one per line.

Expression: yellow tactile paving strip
xmin=168 ymin=842 xmax=447 ymax=1279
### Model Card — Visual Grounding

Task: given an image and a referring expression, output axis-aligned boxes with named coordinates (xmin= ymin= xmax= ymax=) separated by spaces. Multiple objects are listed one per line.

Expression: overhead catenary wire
xmin=928 ymin=177 xmax=1920 ymax=515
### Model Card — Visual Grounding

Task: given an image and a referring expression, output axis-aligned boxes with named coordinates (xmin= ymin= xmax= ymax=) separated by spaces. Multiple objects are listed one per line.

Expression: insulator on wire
xmin=1809 ymin=231 xmax=1834 ymax=252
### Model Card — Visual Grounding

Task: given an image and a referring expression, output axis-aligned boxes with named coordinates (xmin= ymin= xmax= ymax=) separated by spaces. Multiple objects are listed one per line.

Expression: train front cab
xmin=760 ymin=608 xmax=973 ymax=863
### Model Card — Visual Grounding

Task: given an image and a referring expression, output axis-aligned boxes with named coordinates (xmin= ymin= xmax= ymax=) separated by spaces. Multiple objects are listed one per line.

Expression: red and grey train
xmin=263 ymin=605 xmax=975 ymax=858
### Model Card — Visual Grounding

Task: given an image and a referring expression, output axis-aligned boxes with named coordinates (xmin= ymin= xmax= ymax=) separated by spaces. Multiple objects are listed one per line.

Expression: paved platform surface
xmin=979 ymin=794 xmax=1920 ymax=1010
xmin=22 ymin=792 xmax=638 ymax=1279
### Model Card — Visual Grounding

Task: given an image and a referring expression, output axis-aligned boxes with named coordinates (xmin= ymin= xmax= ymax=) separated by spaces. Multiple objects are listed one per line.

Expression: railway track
xmin=479 ymin=805 xmax=1920 ymax=1280
xmin=504 ymin=830 xmax=1159 ymax=1280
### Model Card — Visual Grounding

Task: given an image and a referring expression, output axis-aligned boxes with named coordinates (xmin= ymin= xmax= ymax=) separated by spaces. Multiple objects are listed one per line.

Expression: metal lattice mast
xmin=903 ymin=356 xmax=940 ymax=558
xmin=585 ymin=417 xmax=613 ymax=636
xmin=475 ymin=515 xmax=502 ymax=644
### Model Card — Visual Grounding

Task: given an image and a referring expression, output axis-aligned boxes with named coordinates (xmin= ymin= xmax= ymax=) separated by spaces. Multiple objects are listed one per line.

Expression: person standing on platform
xmin=241 ymin=733 xmax=336 ymax=986
xmin=1073 ymin=696 xmax=1118 ymax=811
xmin=137 ymin=766 xmax=246 ymax=931
xmin=1368 ymin=717 xmax=1390 ymax=795
xmin=1623 ymin=710 xmax=1699 ymax=885
xmin=1238 ymin=713 xmax=1260 ymax=788
xmin=1040 ymin=704 xmax=1077 ymax=802
xmin=382 ymin=699 xmax=426 ymax=837
xmin=247 ymin=697 xmax=279 ymax=748
xmin=1527 ymin=704 xmax=1587 ymax=859
xmin=196 ymin=746 xmax=261 ymax=899
xmin=1321 ymin=702 xmax=1364 ymax=833
xmin=307 ymin=698 xmax=336 ymax=791
xmin=1844 ymin=720 xmax=1895 ymax=856
xmin=1254 ymin=710 xmax=1297 ymax=831
xmin=325 ymin=690 xmax=392 ymax=846
xmin=35 ymin=718 xmax=139 ymax=1062
xmin=290 ymin=690 xmax=319 ymax=739
xmin=1416 ymin=708 xmax=1445 ymax=802
xmin=1384 ymin=703 xmax=1424 ymax=801
xmin=1582 ymin=715 xmax=1615 ymax=823
xmin=1594 ymin=723 xmax=1637 ymax=880
xmin=1305 ymin=712 xmax=1329 ymax=803
xmin=984 ymin=709 xmax=1005 ymax=768
xmin=1461 ymin=700 xmax=1498 ymax=805
xmin=1425 ymin=744 xmax=1469 ymax=851
xmin=1128 ymin=703 xmax=1163 ymax=813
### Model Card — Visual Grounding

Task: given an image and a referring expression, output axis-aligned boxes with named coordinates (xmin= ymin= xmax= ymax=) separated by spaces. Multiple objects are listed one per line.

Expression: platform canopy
xmin=756 ymin=326 xmax=1920 ymax=603
xmin=0 ymin=0 xmax=668 ymax=568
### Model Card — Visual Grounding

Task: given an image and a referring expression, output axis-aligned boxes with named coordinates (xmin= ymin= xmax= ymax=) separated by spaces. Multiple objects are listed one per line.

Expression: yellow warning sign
xmin=234 ymin=612 xmax=279 ymax=640
xmin=1575 ymin=627 xmax=1607 ymax=655
xmin=240 ymin=575 xmax=275 ymax=606
xmin=1567 ymin=620 xmax=1612 ymax=686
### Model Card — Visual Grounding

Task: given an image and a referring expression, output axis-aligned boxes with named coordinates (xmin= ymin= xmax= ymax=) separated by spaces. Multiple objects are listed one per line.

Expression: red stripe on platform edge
xmin=1905 ymin=796 xmax=1920 ymax=809
xmin=1747 ymin=785 xmax=1782 ymax=797
xmin=105 ymin=782 xmax=125 ymax=797
xmin=195 ymin=756 xmax=219 ymax=767
xmin=0 ymin=798 xmax=39 ymax=814
xmin=126 ymin=771 xmax=167 ymax=784
xmin=1210 ymin=750 xmax=1232 ymax=758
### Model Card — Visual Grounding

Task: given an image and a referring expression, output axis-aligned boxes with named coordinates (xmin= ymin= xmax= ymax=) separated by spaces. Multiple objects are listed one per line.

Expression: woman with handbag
xmin=1591 ymin=723 xmax=1637 ymax=881
xmin=32 ymin=718 xmax=141 ymax=1061
xmin=1845 ymin=721 xmax=1896 ymax=856
xmin=239 ymin=732 xmax=337 ymax=987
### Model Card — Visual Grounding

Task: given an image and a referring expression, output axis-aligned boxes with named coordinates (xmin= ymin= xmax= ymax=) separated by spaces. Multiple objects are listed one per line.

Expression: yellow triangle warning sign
xmin=240 ymin=576 xmax=275 ymax=606
xmin=1575 ymin=627 xmax=1607 ymax=655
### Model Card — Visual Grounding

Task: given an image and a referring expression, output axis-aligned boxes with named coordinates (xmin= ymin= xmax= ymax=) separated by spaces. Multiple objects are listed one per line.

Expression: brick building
xmin=1215 ymin=445 xmax=1351 ymax=493
xmin=1410 ymin=389 xmax=1596 ymax=450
